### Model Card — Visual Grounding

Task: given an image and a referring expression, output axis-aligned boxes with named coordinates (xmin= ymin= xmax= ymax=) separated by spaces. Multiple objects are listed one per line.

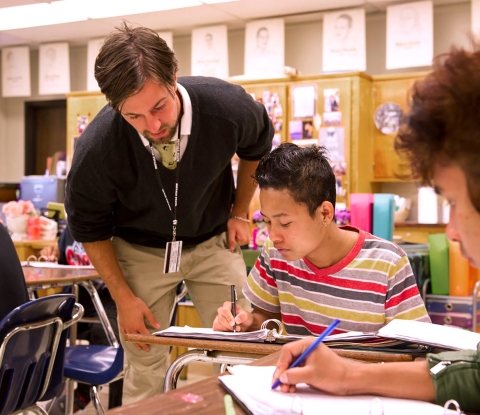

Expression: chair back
xmin=0 ymin=294 xmax=82 ymax=415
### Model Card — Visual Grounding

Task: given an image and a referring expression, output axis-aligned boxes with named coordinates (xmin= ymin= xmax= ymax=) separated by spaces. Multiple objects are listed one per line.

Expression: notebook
xmin=219 ymin=365 xmax=459 ymax=415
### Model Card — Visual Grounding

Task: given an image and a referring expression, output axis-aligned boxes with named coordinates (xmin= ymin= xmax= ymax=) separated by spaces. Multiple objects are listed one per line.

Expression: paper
xmin=2 ymin=46 xmax=31 ymax=97
xmin=21 ymin=261 xmax=94 ymax=270
xmin=378 ymin=319 xmax=480 ymax=351
xmin=38 ymin=42 xmax=70 ymax=95
xmin=244 ymin=18 xmax=285 ymax=78
xmin=191 ymin=25 xmax=229 ymax=78
xmin=87 ymin=38 xmax=105 ymax=92
xmin=386 ymin=1 xmax=433 ymax=69
xmin=220 ymin=366 xmax=456 ymax=415
xmin=154 ymin=326 xmax=303 ymax=343
xmin=322 ymin=8 xmax=366 ymax=72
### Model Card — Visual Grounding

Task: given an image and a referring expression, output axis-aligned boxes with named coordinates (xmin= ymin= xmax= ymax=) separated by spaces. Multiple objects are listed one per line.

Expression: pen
xmin=224 ymin=393 xmax=237 ymax=415
xmin=271 ymin=318 xmax=341 ymax=390
xmin=231 ymin=285 xmax=237 ymax=333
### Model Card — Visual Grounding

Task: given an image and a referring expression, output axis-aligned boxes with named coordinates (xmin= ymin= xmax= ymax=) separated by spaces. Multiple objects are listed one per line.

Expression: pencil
xmin=271 ymin=318 xmax=341 ymax=389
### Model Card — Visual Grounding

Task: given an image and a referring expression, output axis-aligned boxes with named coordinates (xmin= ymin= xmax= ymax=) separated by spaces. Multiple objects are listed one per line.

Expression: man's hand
xmin=272 ymin=338 xmax=349 ymax=394
xmin=227 ymin=217 xmax=250 ymax=251
xmin=117 ymin=296 xmax=160 ymax=351
xmin=213 ymin=300 xmax=254 ymax=332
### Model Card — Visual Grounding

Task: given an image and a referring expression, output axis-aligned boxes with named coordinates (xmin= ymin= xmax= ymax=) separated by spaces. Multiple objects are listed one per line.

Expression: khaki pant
xmin=112 ymin=232 xmax=250 ymax=405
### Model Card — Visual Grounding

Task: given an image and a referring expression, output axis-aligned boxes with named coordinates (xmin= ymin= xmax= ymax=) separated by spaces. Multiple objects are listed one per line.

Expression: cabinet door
xmin=372 ymin=76 xmax=422 ymax=180
xmin=66 ymin=94 xmax=107 ymax=168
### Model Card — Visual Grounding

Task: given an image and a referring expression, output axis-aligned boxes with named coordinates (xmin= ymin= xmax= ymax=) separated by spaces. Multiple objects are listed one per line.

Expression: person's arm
xmin=82 ymin=239 xmax=160 ymax=351
xmin=227 ymin=159 xmax=260 ymax=250
xmin=273 ymin=338 xmax=435 ymax=402
xmin=213 ymin=302 xmax=281 ymax=332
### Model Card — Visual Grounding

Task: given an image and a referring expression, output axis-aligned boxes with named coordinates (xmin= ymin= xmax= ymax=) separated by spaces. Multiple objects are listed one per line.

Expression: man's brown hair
xmin=94 ymin=21 xmax=178 ymax=111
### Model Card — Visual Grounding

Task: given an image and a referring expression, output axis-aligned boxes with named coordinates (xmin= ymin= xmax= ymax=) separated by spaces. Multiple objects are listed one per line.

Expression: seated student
xmin=41 ymin=225 xmax=123 ymax=413
xmin=213 ymin=143 xmax=430 ymax=335
xmin=272 ymin=44 xmax=480 ymax=412
xmin=0 ymin=222 xmax=30 ymax=320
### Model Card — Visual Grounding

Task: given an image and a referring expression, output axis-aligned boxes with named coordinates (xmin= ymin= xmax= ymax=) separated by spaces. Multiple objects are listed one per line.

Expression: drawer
xmin=426 ymin=294 xmax=480 ymax=314
xmin=429 ymin=311 xmax=480 ymax=329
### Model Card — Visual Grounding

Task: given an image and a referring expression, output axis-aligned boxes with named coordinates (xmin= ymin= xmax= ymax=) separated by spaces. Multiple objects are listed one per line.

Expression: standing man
xmin=272 ymin=43 xmax=480 ymax=412
xmin=65 ymin=22 xmax=273 ymax=404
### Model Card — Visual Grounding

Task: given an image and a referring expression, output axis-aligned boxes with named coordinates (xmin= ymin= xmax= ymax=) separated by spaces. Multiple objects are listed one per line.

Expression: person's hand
xmin=272 ymin=338 xmax=350 ymax=394
xmin=40 ymin=244 xmax=60 ymax=262
xmin=213 ymin=301 xmax=254 ymax=332
xmin=117 ymin=296 xmax=160 ymax=351
xmin=227 ymin=217 xmax=250 ymax=251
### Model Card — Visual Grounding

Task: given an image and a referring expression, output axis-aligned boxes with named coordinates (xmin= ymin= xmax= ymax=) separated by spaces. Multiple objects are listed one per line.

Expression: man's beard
xmin=144 ymin=118 xmax=179 ymax=144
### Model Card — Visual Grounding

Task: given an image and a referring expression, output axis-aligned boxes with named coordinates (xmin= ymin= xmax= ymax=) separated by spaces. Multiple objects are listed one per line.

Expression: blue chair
xmin=62 ymin=281 xmax=188 ymax=415
xmin=0 ymin=294 xmax=83 ymax=415
xmin=63 ymin=344 xmax=124 ymax=415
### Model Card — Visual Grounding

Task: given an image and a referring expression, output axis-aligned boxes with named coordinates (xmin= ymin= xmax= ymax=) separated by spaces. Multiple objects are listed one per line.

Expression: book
xmin=219 ymin=365 xmax=459 ymax=415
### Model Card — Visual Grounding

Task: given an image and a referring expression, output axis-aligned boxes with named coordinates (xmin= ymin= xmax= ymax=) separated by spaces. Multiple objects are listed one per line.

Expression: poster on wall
xmin=1 ymin=46 xmax=31 ymax=97
xmin=320 ymin=126 xmax=347 ymax=196
xmin=158 ymin=31 xmax=173 ymax=50
xmin=386 ymin=1 xmax=433 ymax=69
xmin=472 ymin=0 xmax=480 ymax=35
xmin=39 ymin=42 xmax=70 ymax=95
xmin=322 ymin=8 xmax=366 ymax=72
xmin=87 ymin=38 xmax=105 ymax=92
xmin=191 ymin=25 xmax=229 ymax=78
xmin=292 ymin=85 xmax=316 ymax=118
xmin=244 ymin=18 xmax=284 ymax=78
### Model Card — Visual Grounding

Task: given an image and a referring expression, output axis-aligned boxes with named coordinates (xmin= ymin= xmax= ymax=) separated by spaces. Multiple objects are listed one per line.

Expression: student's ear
xmin=316 ymin=202 xmax=335 ymax=226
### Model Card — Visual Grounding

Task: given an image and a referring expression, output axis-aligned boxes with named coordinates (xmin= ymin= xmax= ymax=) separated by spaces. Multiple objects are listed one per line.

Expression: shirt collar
xmin=138 ymin=81 xmax=192 ymax=146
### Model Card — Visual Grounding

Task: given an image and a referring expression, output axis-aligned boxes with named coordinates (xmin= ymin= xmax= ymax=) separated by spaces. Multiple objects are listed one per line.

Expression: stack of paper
xmin=220 ymin=366 xmax=458 ymax=415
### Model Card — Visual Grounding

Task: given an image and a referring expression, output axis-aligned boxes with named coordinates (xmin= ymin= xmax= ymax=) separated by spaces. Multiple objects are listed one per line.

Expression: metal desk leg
xmin=473 ymin=280 xmax=480 ymax=333
xmin=80 ymin=281 xmax=119 ymax=347
xmin=163 ymin=350 xmax=265 ymax=392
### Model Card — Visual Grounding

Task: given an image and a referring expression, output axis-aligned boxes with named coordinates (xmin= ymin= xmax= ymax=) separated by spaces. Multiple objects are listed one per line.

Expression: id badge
xmin=164 ymin=240 xmax=182 ymax=273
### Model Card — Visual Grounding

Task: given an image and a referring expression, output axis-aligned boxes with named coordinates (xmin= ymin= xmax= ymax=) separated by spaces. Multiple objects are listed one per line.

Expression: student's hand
xmin=117 ymin=296 xmax=160 ymax=352
xmin=40 ymin=244 xmax=60 ymax=262
xmin=227 ymin=217 xmax=250 ymax=251
xmin=213 ymin=301 xmax=254 ymax=332
xmin=272 ymin=338 xmax=350 ymax=394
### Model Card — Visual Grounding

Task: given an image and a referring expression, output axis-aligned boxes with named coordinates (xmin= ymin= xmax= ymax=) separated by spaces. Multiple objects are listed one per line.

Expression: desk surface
xmin=106 ymin=352 xmax=280 ymax=415
xmin=22 ymin=266 xmax=100 ymax=287
xmin=125 ymin=333 xmax=415 ymax=363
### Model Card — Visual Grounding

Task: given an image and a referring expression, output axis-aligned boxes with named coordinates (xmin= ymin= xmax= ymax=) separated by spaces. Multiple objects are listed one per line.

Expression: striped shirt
xmin=244 ymin=226 xmax=431 ymax=335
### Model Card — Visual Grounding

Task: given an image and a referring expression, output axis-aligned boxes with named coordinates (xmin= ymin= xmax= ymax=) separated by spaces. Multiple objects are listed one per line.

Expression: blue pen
xmin=271 ymin=318 xmax=341 ymax=390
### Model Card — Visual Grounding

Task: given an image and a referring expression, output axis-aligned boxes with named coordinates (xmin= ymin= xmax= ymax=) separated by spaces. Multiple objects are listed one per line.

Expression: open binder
xmin=154 ymin=319 xmax=302 ymax=344
xmin=219 ymin=365 xmax=461 ymax=415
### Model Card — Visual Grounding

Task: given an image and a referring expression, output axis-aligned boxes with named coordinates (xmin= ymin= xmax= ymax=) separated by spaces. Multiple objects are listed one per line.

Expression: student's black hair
xmin=253 ymin=143 xmax=336 ymax=218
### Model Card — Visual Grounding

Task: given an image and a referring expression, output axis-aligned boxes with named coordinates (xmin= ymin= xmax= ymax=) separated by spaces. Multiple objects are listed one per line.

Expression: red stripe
xmin=270 ymin=258 xmax=386 ymax=294
xmin=256 ymin=260 xmax=277 ymax=289
xmin=282 ymin=314 xmax=347 ymax=335
xmin=385 ymin=285 xmax=420 ymax=309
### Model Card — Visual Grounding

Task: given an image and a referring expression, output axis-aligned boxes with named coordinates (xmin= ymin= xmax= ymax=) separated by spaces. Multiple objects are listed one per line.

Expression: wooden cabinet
xmin=234 ymin=73 xmax=381 ymax=206
xmin=394 ymin=223 xmax=446 ymax=244
xmin=66 ymin=91 xmax=107 ymax=169
xmin=371 ymin=72 xmax=427 ymax=181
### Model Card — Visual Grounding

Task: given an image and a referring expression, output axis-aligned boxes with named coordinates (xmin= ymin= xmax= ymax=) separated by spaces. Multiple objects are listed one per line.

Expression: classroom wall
xmin=0 ymin=2 xmax=472 ymax=183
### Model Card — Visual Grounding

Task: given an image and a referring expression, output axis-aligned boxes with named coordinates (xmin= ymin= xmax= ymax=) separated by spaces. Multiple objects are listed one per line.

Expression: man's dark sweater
xmin=65 ymin=76 xmax=273 ymax=248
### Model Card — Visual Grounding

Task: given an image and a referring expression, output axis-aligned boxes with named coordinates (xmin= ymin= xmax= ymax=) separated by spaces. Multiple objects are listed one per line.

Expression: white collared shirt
xmin=138 ymin=82 xmax=192 ymax=161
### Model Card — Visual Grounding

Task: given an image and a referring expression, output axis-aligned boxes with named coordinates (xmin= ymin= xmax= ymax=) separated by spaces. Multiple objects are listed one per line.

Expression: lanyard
xmin=149 ymin=122 xmax=181 ymax=241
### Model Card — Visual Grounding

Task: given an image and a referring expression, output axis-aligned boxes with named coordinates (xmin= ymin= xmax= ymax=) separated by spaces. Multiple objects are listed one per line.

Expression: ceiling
xmin=0 ymin=0 xmax=469 ymax=48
